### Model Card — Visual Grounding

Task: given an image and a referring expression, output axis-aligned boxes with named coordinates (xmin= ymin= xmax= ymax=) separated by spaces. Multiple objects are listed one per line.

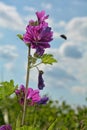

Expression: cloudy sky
xmin=0 ymin=0 xmax=87 ymax=106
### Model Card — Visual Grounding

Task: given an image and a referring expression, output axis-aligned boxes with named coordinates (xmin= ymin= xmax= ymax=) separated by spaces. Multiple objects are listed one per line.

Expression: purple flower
xmin=38 ymin=96 xmax=49 ymax=104
xmin=0 ymin=125 xmax=12 ymax=130
xmin=15 ymin=84 xmax=25 ymax=95
xmin=38 ymin=70 xmax=45 ymax=90
xmin=23 ymin=25 xmax=53 ymax=54
xmin=27 ymin=88 xmax=41 ymax=105
xmin=15 ymin=85 xmax=41 ymax=106
xmin=23 ymin=10 xmax=53 ymax=56
xmin=15 ymin=84 xmax=25 ymax=105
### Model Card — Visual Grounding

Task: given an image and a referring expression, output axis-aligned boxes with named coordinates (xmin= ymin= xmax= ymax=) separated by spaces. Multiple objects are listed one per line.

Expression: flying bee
xmin=60 ymin=34 xmax=67 ymax=40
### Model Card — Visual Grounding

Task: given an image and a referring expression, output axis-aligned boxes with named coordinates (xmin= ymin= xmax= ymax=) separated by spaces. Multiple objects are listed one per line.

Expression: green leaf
xmin=0 ymin=80 xmax=18 ymax=99
xmin=16 ymin=125 xmax=40 ymax=130
xmin=17 ymin=34 xmax=23 ymax=40
xmin=41 ymin=54 xmax=57 ymax=65
xmin=48 ymin=118 xmax=58 ymax=130
xmin=16 ymin=111 xmax=22 ymax=128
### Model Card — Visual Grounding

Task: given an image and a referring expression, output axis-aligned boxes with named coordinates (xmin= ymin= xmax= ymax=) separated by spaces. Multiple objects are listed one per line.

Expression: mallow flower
xmin=0 ymin=124 xmax=12 ymax=130
xmin=23 ymin=10 xmax=53 ymax=56
xmin=15 ymin=85 xmax=49 ymax=106
xmin=15 ymin=85 xmax=41 ymax=105
xmin=27 ymin=88 xmax=41 ymax=105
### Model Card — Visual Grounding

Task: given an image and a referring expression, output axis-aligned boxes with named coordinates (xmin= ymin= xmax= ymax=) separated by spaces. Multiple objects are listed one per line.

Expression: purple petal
xmin=38 ymin=97 xmax=49 ymax=104
xmin=0 ymin=125 xmax=12 ymax=130
xmin=36 ymin=10 xmax=49 ymax=23
xmin=23 ymin=11 xmax=53 ymax=54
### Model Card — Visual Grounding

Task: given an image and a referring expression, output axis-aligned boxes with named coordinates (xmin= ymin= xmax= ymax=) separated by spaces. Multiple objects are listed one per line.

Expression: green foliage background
xmin=0 ymin=81 xmax=87 ymax=129
xmin=0 ymin=95 xmax=87 ymax=129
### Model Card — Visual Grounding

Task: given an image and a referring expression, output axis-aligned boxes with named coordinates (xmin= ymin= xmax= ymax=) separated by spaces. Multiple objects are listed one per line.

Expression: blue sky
xmin=0 ymin=0 xmax=87 ymax=106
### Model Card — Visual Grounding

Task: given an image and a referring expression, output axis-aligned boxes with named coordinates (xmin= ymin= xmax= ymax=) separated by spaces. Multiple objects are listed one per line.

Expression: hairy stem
xmin=21 ymin=45 xmax=31 ymax=126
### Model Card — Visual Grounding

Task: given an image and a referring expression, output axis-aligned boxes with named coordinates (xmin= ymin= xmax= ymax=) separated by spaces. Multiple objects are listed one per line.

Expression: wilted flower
xmin=15 ymin=85 xmax=41 ymax=105
xmin=38 ymin=70 xmax=45 ymax=90
xmin=23 ymin=10 xmax=53 ymax=56
xmin=0 ymin=124 xmax=12 ymax=130
xmin=38 ymin=96 xmax=49 ymax=104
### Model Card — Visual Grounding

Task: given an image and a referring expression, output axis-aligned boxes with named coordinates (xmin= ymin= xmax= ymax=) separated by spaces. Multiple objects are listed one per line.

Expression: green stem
xmin=31 ymin=62 xmax=42 ymax=69
xmin=21 ymin=45 xmax=31 ymax=126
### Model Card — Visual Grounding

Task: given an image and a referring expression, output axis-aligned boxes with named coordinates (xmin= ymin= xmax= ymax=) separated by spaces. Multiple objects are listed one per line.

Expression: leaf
xmin=17 ymin=34 xmax=23 ymax=40
xmin=16 ymin=111 xmax=22 ymax=129
xmin=41 ymin=54 xmax=57 ymax=65
xmin=0 ymin=80 xmax=18 ymax=99
xmin=16 ymin=125 xmax=40 ymax=130
xmin=48 ymin=118 xmax=58 ymax=130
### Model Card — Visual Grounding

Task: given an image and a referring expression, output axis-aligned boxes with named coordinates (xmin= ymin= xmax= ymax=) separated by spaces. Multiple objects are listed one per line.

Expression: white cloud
xmin=58 ymin=21 xmax=66 ymax=27
xmin=53 ymin=32 xmax=60 ymax=39
xmin=72 ymin=0 xmax=87 ymax=6
xmin=0 ymin=2 xmax=25 ymax=31
xmin=46 ymin=17 xmax=53 ymax=26
xmin=59 ymin=41 xmax=83 ymax=59
xmin=23 ymin=6 xmax=35 ymax=12
xmin=4 ymin=62 xmax=14 ymax=71
xmin=0 ymin=45 xmax=18 ymax=60
xmin=0 ymin=32 xmax=3 ymax=39
xmin=52 ymin=17 xmax=87 ymax=43
xmin=59 ymin=17 xmax=87 ymax=58
xmin=71 ymin=86 xmax=87 ymax=95
xmin=41 ymin=3 xmax=52 ymax=10
xmin=66 ymin=17 xmax=87 ymax=42
xmin=45 ymin=65 xmax=77 ymax=89
xmin=56 ymin=17 xmax=87 ymax=93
